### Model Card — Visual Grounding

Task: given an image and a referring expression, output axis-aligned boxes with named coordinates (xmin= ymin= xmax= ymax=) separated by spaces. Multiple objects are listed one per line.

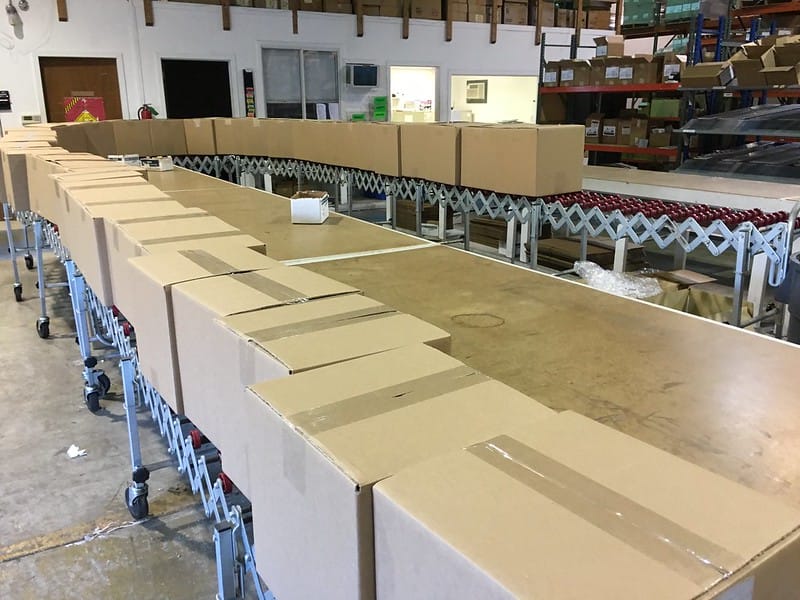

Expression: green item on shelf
xmin=649 ymin=98 xmax=681 ymax=119
xmin=373 ymin=96 xmax=388 ymax=108
xmin=351 ymin=113 xmax=367 ymax=121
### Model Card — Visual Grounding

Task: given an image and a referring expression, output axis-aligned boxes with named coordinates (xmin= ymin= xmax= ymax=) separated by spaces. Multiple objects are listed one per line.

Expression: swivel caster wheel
xmin=125 ymin=487 xmax=149 ymax=520
xmin=13 ymin=284 xmax=22 ymax=302
xmin=36 ymin=317 xmax=49 ymax=339
xmin=24 ymin=254 xmax=34 ymax=270
xmin=97 ymin=373 xmax=112 ymax=397
xmin=84 ymin=389 xmax=101 ymax=413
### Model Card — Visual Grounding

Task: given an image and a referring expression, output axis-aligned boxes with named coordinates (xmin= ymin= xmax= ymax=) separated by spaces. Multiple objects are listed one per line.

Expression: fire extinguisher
xmin=137 ymin=104 xmax=158 ymax=119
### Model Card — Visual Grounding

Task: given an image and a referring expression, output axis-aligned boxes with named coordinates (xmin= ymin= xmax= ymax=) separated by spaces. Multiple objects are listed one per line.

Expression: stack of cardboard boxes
xmin=5 ymin=120 xmax=800 ymax=600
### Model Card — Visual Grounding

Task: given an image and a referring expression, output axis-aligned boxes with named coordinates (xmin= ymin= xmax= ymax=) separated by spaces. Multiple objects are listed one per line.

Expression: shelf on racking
xmin=540 ymin=83 xmax=681 ymax=94
xmin=585 ymin=143 xmax=680 ymax=158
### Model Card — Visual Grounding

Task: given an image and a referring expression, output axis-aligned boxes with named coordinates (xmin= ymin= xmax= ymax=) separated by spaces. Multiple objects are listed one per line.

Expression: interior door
xmin=39 ymin=57 xmax=123 ymax=122
xmin=162 ymin=59 xmax=233 ymax=118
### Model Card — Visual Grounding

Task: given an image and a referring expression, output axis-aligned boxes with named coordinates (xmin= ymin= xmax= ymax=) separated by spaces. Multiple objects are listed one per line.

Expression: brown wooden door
xmin=39 ymin=57 xmax=123 ymax=122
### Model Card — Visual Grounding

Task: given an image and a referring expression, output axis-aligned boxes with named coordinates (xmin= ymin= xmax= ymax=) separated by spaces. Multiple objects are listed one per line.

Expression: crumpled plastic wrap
xmin=574 ymin=261 xmax=663 ymax=299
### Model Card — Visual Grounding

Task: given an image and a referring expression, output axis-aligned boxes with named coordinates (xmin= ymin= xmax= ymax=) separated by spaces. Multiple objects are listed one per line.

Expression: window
xmin=262 ymin=48 xmax=339 ymax=119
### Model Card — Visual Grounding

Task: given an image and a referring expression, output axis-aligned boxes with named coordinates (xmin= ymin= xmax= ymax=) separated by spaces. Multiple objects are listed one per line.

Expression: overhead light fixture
xmin=6 ymin=1 xmax=22 ymax=27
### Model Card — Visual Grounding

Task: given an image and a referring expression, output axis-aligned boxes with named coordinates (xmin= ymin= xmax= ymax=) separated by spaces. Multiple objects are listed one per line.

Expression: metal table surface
xmin=305 ymin=245 xmax=800 ymax=507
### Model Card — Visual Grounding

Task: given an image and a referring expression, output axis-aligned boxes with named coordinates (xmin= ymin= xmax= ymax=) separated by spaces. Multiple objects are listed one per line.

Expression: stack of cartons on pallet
xmin=6 ymin=118 xmax=800 ymax=600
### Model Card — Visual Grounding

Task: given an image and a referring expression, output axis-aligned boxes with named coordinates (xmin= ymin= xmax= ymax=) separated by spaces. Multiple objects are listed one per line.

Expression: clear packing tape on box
xmin=574 ymin=261 xmax=663 ymax=299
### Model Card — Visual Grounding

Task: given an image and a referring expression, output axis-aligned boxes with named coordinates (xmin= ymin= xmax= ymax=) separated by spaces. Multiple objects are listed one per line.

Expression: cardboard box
xmin=585 ymin=113 xmax=603 ymax=143
xmin=502 ymin=0 xmax=527 ymax=25
xmin=213 ymin=118 xmax=271 ymax=156
xmin=649 ymin=97 xmax=681 ymax=119
xmin=412 ymin=0 xmax=441 ymax=19
xmin=373 ymin=410 xmax=800 ymax=600
xmin=594 ymin=34 xmax=624 ymax=57
xmin=0 ymin=142 xmax=52 ymax=206
xmin=148 ymin=119 xmax=188 ymax=156
xmin=772 ymin=42 xmax=800 ymax=67
xmin=542 ymin=61 xmax=560 ymax=87
xmin=399 ymin=123 xmax=461 ymax=186
xmin=468 ymin=0 xmax=489 ymax=22
xmin=618 ymin=116 xmax=648 ymax=146
xmin=649 ymin=125 xmax=674 ymax=148
xmin=105 ymin=214 xmax=246 ymax=310
xmin=730 ymin=44 xmax=775 ymax=88
xmin=603 ymin=57 xmax=625 ymax=85
xmin=557 ymin=60 xmax=591 ymax=87
xmin=291 ymin=190 xmax=330 ymax=224
xmin=537 ymin=94 xmax=566 ymax=124
xmin=762 ymin=64 xmax=800 ymax=86
xmin=54 ymin=124 xmax=89 ymax=153
xmin=83 ymin=120 xmax=155 ymax=157
xmin=661 ymin=52 xmax=687 ymax=82
xmin=60 ymin=200 xmax=203 ymax=310
xmin=461 ymin=125 xmax=583 ymax=197
xmin=449 ymin=1 xmax=468 ymax=20
xmin=587 ymin=7 xmax=610 ymax=29
xmin=183 ymin=118 xmax=217 ymax=155
xmin=173 ymin=290 xmax=451 ymax=488
xmin=621 ymin=55 xmax=662 ymax=85
xmin=1 ymin=146 xmax=68 ymax=212
xmin=590 ymin=58 xmax=606 ymax=85
xmin=247 ymin=344 xmax=555 ymax=600
xmin=124 ymin=246 xmax=280 ymax=413
xmin=601 ymin=118 xmax=618 ymax=144
xmin=324 ymin=0 xmax=353 ymax=12
xmin=681 ymin=61 xmax=734 ymax=88
xmin=350 ymin=122 xmax=401 ymax=176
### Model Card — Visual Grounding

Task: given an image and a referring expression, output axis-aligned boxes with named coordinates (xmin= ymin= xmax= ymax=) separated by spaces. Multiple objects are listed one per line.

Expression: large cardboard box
xmin=60 ymin=200 xmax=203 ymax=308
xmin=246 ymin=344 xmax=554 ymax=600
xmin=772 ymin=42 xmax=800 ymax=67
xmin=105 ymin=214 xmax=246 ymax=310
xmin=412 ymin=0 xmax=441 ymax=19
xmin=183 ymin=118 xmax=217 ymax=155
xmin=620 ymin=55 xmax=662 ymax=85
xmin=468 ymin=0 xmax=489 ymax=22
xmin=83 ymin=120 xmax=155 ymax=157
xmin=261 ymin=118 xmax=296 ymax=158
xmin=399 ymin=123 xmax=460 ymax=185
xmin=148 ymin=119 xmax=188 ymax=156
xmin=585 ymin=113 xmax=603 ymax=143
xmin=449 ymin=0 xmax=468 ymax=20
xmin=594 ymin=34 xmax=624 ymax=57
xmin=213 ymin=118 xmax=270 ymax=156
xmin=590 ymin=58 xmax=606 ymax=85
xmin=502 ymin=0 xmax=527 ymax=25
xmin=542 ymin=61 xmax=560 ymax=87
xmin=373 ymin=410 xmax=800 ymax=599
xmin=601 ymin=118 xmax=619 ymax=144
xmin=587 ymin=7 xmax=610 ymax=29
xmin=124 ymin=247 xmax=280 ymax=413
xmin=681 ymin=61 xmax=734 ymax=88
xmin=298 ymin=0 xmax=323 ymax=10
xmin=558 ymin=59 xmax=591 ymax=87
xmin=1 ymin=146 xmax=68 ymax=212
xmin=0 ymin=142 xmax=53 ymax=206
xmin=54 ymin=124 xmax=90 ymax=153
xmin=350 ymin=122 xmax=401 ymax=176
xmin=662 ymin=52 xmax=687 ymax=82
xmin=649 ymin=125 xmax=674 ymax=148
xmin=762 ymin=63 xmax=800 ymax=86
xmin=730 ymin=44 xmax=776 ymax=87
xmin=618 ymin=116 xmax=648 ymax=146
xmin=173 ymin=290 xmax=451 ymax=489
xmin=324 ymin=0 xmax=353 ymax=12
xmin=603 ymin=57 xmax=625 ymax=85
xmin=460 ymin=125 xmax=584 ymax=197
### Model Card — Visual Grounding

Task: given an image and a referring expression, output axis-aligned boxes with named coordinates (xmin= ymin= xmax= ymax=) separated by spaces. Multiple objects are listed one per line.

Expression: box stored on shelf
xmin=585 ymin=113 xmax=603 ymax=143
xmin=373 ymin=410 xmax=800 ymax=600
xmin=762 ymin=63 xmax=800 ymax=86
xmin=460 ymin=125 xmax=584 ymax=197
xmin=730 ymin=44 xmax=775 ymax=87
xmin=603 ymin=57 xmax=626 ymax=85
xmin=617 ymin=116 xmax=649 ymax=146
xmin=411 ymin=0 xmax=441 ymax=18
xmin=661 ymin=52 xmax=687 ymax=82
xmin=449 ymin=0 xmax=468 ymax=19
xmin=542 ymin=61 xmax=560 ymax=87
xmin=649 ymin=125 xmax=673 ymax=148
xmin=467 ymin=0 xmax=489 ymax=22
xmin=558 ymin=59 xmax=592 ymax=86
xmin=590 ymin=58 xmax=606 ymax=85
xmin=290 ymin=190 xmax=330 ymax=224
xmin=649 ymin=97 xmax=681 ymax=119
xmin=681 ymin=61 xmax=734 ymax=87
xmin=594 ymin=34 xmax=624 ymax=57
xmin=502 ymin=0 xmax=527 ymax=24
xmin=247 ymin=344 xmax=554 ymax=600
xmin=601 ymin=118 xmax=619 ymax=144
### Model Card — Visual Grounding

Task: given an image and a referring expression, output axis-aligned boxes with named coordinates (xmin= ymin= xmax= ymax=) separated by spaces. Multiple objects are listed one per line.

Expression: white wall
xmin=0 ymin=0 xmax=611 ymax=132
xmin=451 ymin=75 xmax=537 ymax=123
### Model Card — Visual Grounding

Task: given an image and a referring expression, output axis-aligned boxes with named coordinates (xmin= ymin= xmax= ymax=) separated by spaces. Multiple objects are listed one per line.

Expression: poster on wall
xmin=64 ymin=96 xmax=106 ymax=122
xmin=243 ymin=69 xmax=256 ymax=118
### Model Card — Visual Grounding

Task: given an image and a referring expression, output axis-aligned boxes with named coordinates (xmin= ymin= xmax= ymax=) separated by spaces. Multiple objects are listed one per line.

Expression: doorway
xmin=39 ymin=57 xmax=123 ymax=122
xmin=449 ymin=75 xmax=538 ymax=123
xmin=162 ymin=59 xmax=233 ymax=118
xmin=389 ymin=66 xmax=437 ymax=123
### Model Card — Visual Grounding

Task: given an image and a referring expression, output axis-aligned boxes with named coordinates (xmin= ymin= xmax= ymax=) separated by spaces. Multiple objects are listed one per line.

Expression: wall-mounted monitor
xmin=346 ymin=63 xmax=379 ymax=88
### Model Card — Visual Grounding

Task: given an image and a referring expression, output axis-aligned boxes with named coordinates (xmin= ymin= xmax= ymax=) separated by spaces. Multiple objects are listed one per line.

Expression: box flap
xmin=118 ymin=214 xmax=239 ymax=247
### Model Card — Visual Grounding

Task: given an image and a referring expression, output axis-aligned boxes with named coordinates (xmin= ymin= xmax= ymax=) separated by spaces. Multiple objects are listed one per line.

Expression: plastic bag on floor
xmin=574 ymin=261 xmax=663 ymax=300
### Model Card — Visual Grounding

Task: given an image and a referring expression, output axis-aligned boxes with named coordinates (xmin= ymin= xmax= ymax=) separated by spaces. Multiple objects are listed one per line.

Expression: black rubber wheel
xmin=24 ymin=254 xmax=34 ymax=270
xmin=125 ymin=488 xmax=149 ymax=520
xmin=14 ymin=285 xmax=22 ymax=302
xmin=97 ymin=373 xmax=111 ymax=397
xmin=85 ymin=390 xmax=101 ymax=413
xmin=36 ymin=320 xmax=49 ymax=339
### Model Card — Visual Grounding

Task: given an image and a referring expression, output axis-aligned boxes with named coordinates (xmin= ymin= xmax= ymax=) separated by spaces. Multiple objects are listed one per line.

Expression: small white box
xmin=291 ymin=190 xmax=330 ymax=224
xmin=108 ymin=154 xmax=142 ymax=166
xmin=141 ymin=156 xmax=174 ymax=171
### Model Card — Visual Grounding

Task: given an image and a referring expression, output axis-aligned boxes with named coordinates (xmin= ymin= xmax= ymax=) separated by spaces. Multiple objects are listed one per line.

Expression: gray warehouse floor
xmin=0 ymin=237 xmax=221 ymax=598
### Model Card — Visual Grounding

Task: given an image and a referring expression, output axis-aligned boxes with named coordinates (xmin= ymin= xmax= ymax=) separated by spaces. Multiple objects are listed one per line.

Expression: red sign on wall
xmin=64 ymin=96 xmax=106 ymax=122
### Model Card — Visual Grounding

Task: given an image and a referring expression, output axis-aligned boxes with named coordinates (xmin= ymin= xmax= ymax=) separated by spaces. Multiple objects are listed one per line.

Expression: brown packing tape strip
xmin=177 ymin=249 xmax=239 ymax=275
xmin=292 ymin=366 xmax=487 ymax=435
xmin=142 ymin=229 xmax=243 ymax=246
xmin=230 ymin=271 xmax=304 ymax=302
xmin=246 ymin=306 xmax=396 ymax=343
xmin=468 ymin=435 xmax=744 ymax=586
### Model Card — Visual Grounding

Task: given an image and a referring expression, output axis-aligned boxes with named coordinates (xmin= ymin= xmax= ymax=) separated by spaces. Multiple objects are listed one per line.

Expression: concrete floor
xmin=0 ymin=225 xmax=223 ymax=598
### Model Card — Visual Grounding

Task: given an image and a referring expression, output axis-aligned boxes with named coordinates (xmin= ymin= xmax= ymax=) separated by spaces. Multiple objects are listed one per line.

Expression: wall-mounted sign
xmin=0 ymin=90 xmax=10 ymax=111
xmin=64 ymin=96 xmax=106 ymax=121
xmin=243 ymin=69 xmax=256 ymax=118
